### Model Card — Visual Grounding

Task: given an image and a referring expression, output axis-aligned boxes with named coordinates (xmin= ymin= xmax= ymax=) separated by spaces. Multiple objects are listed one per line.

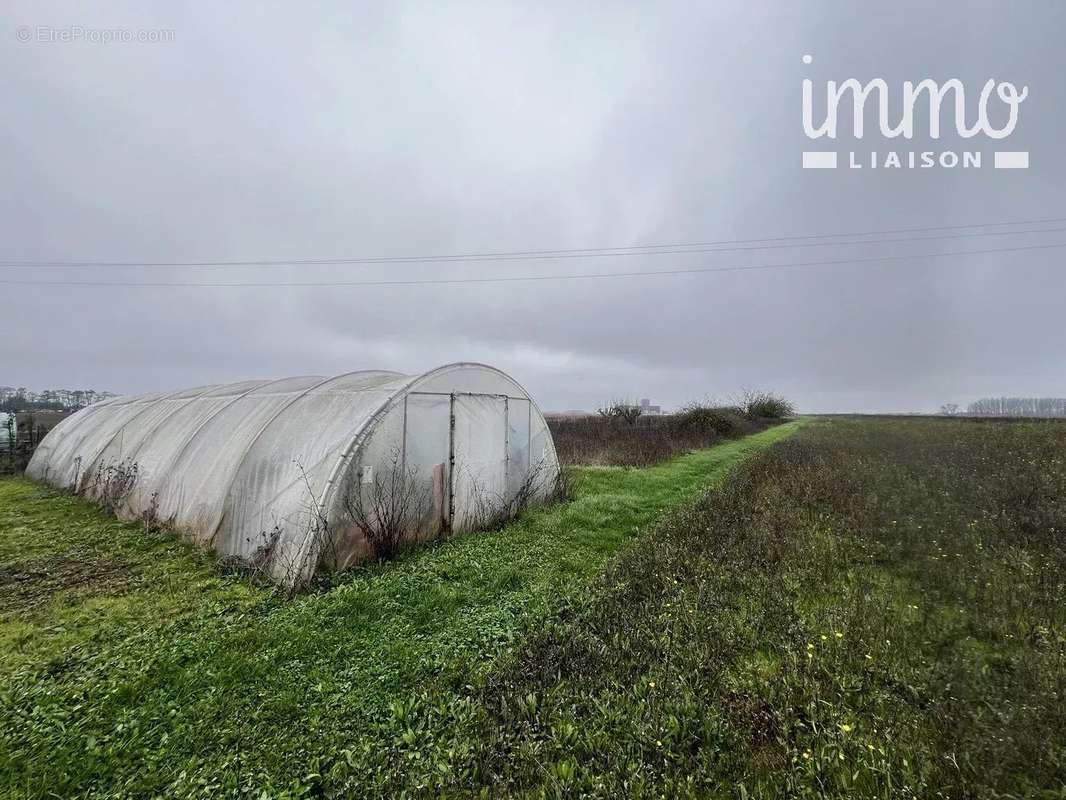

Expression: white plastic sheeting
xmin=26 ymin=363 xmax=559 ymax=587
xmin=0 ymin=412 xmax=14 ymax=452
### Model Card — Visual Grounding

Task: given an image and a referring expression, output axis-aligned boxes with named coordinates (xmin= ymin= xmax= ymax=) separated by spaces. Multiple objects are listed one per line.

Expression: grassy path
xmin=0 ymin=421 xmax=802 ymax=797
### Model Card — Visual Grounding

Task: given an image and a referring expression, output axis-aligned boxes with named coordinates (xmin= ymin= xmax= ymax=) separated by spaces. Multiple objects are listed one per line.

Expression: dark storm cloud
xmin=2 ymin=1 xmax=1063 ymax=412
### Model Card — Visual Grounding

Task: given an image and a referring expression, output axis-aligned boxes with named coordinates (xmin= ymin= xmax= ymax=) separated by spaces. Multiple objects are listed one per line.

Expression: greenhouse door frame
xmin=402 ymin=391 xmax=532 ymax=532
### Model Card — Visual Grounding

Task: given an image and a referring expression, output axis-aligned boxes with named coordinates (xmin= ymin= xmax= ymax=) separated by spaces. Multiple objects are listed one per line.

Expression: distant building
xmin=638 ymin=398 xmax=661 ymax=416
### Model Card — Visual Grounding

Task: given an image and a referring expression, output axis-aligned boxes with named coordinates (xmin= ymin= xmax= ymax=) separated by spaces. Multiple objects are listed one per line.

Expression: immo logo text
xmin=801 ymin=55 xmax=1028 ymax=170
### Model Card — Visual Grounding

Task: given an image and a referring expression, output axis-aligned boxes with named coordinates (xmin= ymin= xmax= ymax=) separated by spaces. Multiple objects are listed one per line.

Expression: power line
xmin=2 ymin=241 xmax=1062 ymax=289
xmin=3 ymin=216 xmax=1066 ymax=269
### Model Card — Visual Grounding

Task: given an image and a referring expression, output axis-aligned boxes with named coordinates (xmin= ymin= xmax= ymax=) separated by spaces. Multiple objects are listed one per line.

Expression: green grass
xmin=0 ymin=421 xmax=802 ymax=798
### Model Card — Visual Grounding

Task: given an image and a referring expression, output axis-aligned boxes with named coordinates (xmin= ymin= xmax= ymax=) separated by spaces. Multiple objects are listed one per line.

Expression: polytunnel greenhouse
xmin=26 ymin=363 xmax=559 ymax=587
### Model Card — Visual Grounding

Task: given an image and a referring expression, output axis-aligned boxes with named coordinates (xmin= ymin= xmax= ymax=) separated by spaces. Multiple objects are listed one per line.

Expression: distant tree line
xmin=958 ymin=397 xmax=1066 ymax=418
xmin=0 ymin=387 xmax=117 ymax=413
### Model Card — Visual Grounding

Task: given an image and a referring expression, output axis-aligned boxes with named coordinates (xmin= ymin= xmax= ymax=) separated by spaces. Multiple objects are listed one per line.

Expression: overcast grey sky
xmin=2 ymin=1 xmax=1063 ymax=412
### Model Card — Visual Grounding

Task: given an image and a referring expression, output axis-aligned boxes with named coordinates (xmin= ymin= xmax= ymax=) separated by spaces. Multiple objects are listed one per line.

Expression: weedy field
xmin=474 ymin=418 xmax=1066 ymax=798
xmin=2 ymin=417 xmax=1064 ymax=798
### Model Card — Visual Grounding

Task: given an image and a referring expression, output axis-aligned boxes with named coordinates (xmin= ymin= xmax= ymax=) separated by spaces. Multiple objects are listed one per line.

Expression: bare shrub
xmin=85 ymin=458 xmax=139 ymax=515
xmin=462 ymin=458 xmax=562 ymax=532
xmin=338 ymin=449 xmax=432 ymax=561
xmin=547 ymin=465 xmax=572 ymax=504
xmin=221 ymin=524 xmax=285 ymax=588
xmin=141 ymin=491 xmax=165 ymax=533
xmin=597 ymin=401 xmax=643 ymax=426
xmin=70 ymin=456 xmax=82 ymax=492
xmin=548 ymin=404 xmax=774 ymax=468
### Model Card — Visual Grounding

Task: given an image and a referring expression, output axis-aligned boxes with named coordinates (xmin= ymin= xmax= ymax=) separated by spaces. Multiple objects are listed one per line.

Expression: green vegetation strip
xmin=0 ymin=421 xmax=801 ymax=798
xmin=469 ymin=418 xmax=1066 ymax=798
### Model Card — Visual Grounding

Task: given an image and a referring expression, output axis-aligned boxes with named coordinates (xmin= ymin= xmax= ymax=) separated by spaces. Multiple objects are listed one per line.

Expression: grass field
xmin=0 ymin=422 xmax=801 ymax=798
